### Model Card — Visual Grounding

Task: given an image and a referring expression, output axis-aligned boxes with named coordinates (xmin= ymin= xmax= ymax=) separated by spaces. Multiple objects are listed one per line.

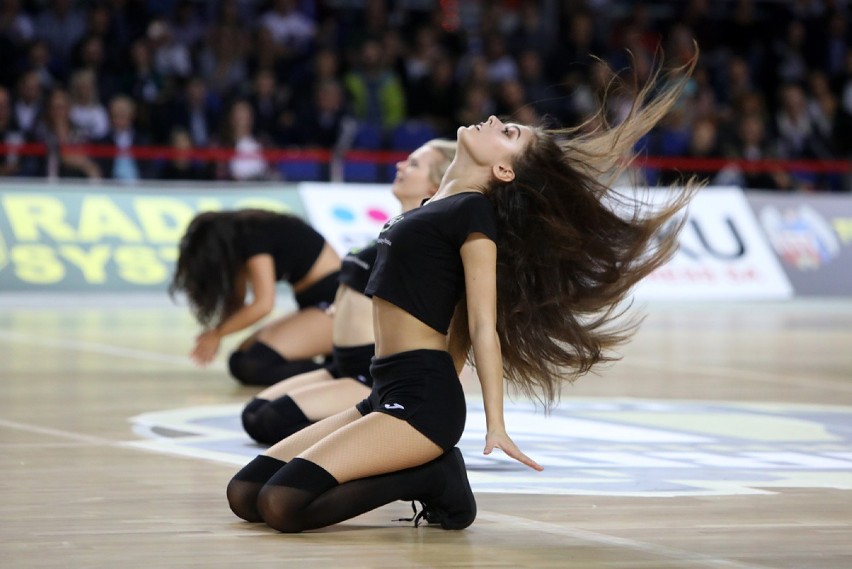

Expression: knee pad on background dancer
xmin=228 ymin=341 xmax=324 ymax=386
xmin=241 ymin=396 xmax=312 ymax=445
xmin=241 ymin=398 xmax=268 ymax=443
xmin=228 ymin=342 xmax=280 ymax=384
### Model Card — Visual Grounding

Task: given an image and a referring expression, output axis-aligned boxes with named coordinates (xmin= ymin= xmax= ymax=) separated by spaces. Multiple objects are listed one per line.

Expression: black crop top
xmin=365 ymin=192 xmax=498 ymax=334
xmin=241 ymin=214 xmax=326 ymax=283
xmin=338 ymin=241 xmax=378 ymax=295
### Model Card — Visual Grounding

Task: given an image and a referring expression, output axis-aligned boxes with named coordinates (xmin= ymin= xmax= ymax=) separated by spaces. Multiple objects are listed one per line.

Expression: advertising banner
xmin=747 ymin=192 xmax=852 ymax=296
xmin=0 ymin=182 xmax=303 ymax=291
xmin=7 ymin=182 xmax=843 ymax=299
xmin=633 ymin=187 xmax=794 ymax=300
xmin=297 ymin=182 xmax=401 ymax=255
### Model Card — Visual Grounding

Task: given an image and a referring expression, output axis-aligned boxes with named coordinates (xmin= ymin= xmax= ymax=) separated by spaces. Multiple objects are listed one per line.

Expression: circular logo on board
xmin=127 ymin=398 xmax=852 ymax=497
xmin=759 ymin=204 xmax=841 ymax=270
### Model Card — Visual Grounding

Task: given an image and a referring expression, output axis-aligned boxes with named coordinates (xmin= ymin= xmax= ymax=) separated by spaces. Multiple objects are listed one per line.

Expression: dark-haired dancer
xmin=242 ymin=140 xmax=457 ymax=444
xmin=170 ymin=210 xmax=340 ymax=386
xmin=227 ymin=55 xmax=699 ymax=532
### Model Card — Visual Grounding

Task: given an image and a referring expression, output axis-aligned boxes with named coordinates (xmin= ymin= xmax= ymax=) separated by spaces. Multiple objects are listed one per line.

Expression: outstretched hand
xmin=190 ymin=330 xmax=221 ymax=366
xmin=484 ymin=430 xmax=543 ymax=471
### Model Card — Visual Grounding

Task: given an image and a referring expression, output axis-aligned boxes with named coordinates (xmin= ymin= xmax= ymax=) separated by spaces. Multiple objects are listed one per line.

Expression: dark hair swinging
xmin=449 ymin=51 xmax=702 ymax=409
xmin=169 ymin=209 xmax=281 ymax=328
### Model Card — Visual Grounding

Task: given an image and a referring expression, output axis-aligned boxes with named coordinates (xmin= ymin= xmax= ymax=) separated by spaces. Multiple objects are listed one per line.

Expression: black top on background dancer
xmin=170 ymin=209 xmax=341 ymax=385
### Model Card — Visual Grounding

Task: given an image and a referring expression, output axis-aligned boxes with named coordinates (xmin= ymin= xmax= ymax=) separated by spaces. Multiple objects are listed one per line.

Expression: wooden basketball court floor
xmin=1 ymin=294 xmax=851 ymax=569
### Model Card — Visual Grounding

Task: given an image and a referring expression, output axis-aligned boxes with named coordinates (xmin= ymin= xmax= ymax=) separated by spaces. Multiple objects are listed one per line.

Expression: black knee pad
xmin=228 ymin=342 xmax=282 ymax=385
xmin=241 ymin=397 xmax=268 ymax=443
xmin=242 ymin=396 xmax=311 ymax=445
xmin=228 ymin=341 xmax=324 ymax=386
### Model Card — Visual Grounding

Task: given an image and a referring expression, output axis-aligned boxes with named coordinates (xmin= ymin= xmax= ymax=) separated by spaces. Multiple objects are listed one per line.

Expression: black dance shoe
xmin=418 ymin=447 xmax=477 ymax=530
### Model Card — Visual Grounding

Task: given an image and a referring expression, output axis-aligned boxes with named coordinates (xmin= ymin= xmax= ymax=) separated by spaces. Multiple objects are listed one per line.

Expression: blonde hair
xmin=423 ymin=139 xmax=457 ymax=187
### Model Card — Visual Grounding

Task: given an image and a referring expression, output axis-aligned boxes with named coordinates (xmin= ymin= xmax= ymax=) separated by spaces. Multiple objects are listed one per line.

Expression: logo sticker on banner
xmin=748 ymin=192 xmax=852 ymax=296
xmin=760 ymin=204 xmax=840 ymax=270
xmin=298 ymin=182 xmax=401 ymax=255
xmin=633 ymin=187 xmax=793 ymax=300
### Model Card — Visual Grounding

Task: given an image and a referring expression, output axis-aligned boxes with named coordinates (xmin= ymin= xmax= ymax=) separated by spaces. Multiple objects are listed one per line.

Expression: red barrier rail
xmin=1 ymin=143 xmax=851 ymax=173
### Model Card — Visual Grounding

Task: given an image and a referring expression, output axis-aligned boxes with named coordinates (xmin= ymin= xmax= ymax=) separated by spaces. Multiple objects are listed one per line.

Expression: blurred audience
xmin=33 ymin=88 xmax=101 ymax=179
xmin=95 ymin=96 xmax=153 ymax=181
xmin=0 ymin=0 xmax=848 ymax=190
xmin=159 ymin=128 xmax=213 ymax=181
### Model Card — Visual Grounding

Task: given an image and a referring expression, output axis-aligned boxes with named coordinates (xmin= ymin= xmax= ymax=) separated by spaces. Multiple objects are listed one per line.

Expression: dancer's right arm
xmin=190 ymin=254 xmax=276 ymax=365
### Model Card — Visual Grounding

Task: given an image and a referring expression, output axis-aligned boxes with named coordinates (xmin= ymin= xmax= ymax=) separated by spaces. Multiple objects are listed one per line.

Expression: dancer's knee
xmin=241 ymin=397 xmax=268 ymax=443
xmin=257 ymin=485 xmax=304 ymax=533
xmin=226 ymin=455 xmax=287 ymax=523
xmin=257 ymin=458 xmax=339 ymax=533
xmin=229 ymin=342 xmax=324 ymax=386
xmin=227 ymin=478 xmax=263 ymax=523
xmin=227 ymin=349 xmax=257 ymax=385
xmin=242 ymin=396 xmax=312 ymax=445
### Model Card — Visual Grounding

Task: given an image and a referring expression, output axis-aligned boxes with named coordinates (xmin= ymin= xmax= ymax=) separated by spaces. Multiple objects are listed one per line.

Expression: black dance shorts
xmin=356 ymin=349 xmax=466 ymax=453
xmin=324 ymin=343 xmax=375 ymax=387
xmin=294 ymin=271 xmax=340 ymax=310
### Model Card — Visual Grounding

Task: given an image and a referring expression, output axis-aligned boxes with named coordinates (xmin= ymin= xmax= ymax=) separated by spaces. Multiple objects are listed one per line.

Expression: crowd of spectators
xmin=1 ymin=0 xmax=851 ymax=190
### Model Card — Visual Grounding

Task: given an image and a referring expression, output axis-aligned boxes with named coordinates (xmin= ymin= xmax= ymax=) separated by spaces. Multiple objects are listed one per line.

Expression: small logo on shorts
xmin=384 ymin=403 xmax=405 ymax=410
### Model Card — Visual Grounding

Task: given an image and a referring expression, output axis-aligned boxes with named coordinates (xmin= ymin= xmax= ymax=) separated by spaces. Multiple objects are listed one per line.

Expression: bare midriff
xmin=292 ymin=242 xmax=341 ymax=293
xmin=372 ymin=296 xmax=448 ymax=357
xmin=331 ymin=285 xmax=375 ymax=347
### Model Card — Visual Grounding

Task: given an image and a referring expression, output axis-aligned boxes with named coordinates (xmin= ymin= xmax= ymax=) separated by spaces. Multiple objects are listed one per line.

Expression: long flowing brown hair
xmin=449 ymin=51 xmax=701 ymax=409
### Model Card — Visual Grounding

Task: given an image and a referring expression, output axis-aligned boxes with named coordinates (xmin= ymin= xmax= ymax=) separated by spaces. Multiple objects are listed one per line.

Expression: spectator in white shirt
xmin=68 ymin=69 xmax=110 ymax=140
xmin=148 ymin=20 xmax=192 ymax=79
xmin=222 ymin=100 xmax=269 ymax=181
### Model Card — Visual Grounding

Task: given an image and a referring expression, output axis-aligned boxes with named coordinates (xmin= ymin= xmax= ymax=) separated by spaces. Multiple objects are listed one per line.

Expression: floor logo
xmin=126 ymin=398 xmax=852 ymax=496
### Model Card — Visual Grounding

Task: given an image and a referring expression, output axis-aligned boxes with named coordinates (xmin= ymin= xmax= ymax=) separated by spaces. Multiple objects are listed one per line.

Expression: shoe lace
xmin=393 ymin=500 xmax=430 ymax=527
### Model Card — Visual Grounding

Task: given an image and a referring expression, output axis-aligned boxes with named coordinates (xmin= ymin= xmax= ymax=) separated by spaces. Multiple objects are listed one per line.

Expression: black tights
xmin=228 ymin=452 xmax=468 ymax=533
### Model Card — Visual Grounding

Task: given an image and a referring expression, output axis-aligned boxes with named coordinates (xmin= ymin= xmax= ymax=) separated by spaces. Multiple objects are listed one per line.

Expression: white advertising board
xmin=299 ymin=183 xmax=793 ymax=301
xmin=297 ymin=183 xmax=401 ymax=255
xmin=633 ymin=187 xmax=793 ymax=300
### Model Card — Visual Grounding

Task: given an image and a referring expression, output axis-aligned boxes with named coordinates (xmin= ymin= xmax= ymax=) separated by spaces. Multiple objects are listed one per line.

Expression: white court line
xmin=0 ymin=329 xmax=214 ymax=368
xmin=0 ymin=418 xmax=116 ymax=445
xmin=0 ymin=442 xmax=109 ymax=449
xmin=477 ymin=511 xmax=774 ymax=569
